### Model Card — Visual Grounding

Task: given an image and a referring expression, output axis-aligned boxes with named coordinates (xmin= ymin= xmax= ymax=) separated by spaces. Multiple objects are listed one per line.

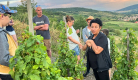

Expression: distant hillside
xmin=116 ymin=4 xmax=138 ymax=14
xmin=44 ymin=7 xmax=126 ymax=21
xmin=117 ymin=4 xmax=138 ymax=11
xmin=10 ymin=7 xmax=127 ymax=21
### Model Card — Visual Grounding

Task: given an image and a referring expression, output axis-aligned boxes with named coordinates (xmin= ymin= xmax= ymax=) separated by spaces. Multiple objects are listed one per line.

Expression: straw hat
xmin=86 ymin=16 xmax=94 ymax=21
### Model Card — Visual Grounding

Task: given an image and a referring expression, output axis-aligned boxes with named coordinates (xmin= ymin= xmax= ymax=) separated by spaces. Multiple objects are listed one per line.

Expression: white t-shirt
xmin=107 ymin=38 xmax=110 ymax=54
xmin=67 ymin=26 xmax=80 ymax=50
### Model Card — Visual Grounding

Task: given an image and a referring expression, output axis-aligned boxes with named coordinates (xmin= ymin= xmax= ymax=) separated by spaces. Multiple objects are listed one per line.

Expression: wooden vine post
xmin=27 ymin=0 xmax=34 ymax=35
xmin=127 ymin=29 xmax=129 ymax=62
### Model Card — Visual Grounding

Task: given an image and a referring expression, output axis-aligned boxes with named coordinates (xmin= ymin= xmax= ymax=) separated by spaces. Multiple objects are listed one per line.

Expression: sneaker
xmin=83 ymin=72 xmax=89 ymax=77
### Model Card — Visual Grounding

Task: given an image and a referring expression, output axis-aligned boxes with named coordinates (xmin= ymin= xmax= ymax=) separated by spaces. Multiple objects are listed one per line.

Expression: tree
xmin=73 ymin=16 xmax=87 ymax=29
xmin=136 ymin=18 xmax=138 ymax=21
xmin=12 ymin=0 xmax=37 ymax=24
xmin=18 ymin=0 xmax=37 ymax=14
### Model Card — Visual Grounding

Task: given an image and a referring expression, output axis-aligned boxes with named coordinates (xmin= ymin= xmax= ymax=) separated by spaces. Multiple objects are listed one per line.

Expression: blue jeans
xmin=72 ymin=46 xmax=80 ymax=56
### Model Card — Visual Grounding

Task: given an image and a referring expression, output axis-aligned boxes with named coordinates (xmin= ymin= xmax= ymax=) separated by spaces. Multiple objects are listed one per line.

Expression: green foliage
xmin=114 ymin=30 xmax=121 ymax=36
xmin=73 ymin=16 xmax=87 ymax=29
xmin=17 ymin=0 xmax=36 ymax=14
xmin=45 ymin=7 xmax=126 ymax=21
xmin=136 ymin=18 xmax=138 ymax=21
xmin=112 ymin=29 xmax=138 ymax=80
xmin=110 ymin=36 xmax=120 ymax=68
xmin=11 ymin=0 xmax=37 ymax=24
xmin=9 ymin=30 xmax=71 ymax=80
xmin=56 ymin=21 xmax=86 ymax=80
xmin=103 ymin=21 xmax=138 ymax=31
xmin=67 ymin=25 xmax=73 ymax=35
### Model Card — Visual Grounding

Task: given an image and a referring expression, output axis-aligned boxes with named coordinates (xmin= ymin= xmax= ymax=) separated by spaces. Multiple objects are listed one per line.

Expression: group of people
xmin=0 ymin=4 xmax=112 ymax=80
xmin=66 ymin=15 xmax=112 ymax=80
xmin=0 ymin=5 xmax=52 ymax=80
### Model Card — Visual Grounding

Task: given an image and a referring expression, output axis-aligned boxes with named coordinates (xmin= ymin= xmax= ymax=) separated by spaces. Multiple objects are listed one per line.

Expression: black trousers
xmin=0 ymin=74 xmax=13 ymax=80
xmin=86 ymin=55 xmax=90 ymax=73
xmin=93 ymin=68 xmax=110 ymax=80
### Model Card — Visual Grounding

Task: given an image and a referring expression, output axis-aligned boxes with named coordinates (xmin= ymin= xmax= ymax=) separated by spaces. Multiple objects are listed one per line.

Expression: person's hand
xmin=78 ymin=43 xmax=82 ymax=49
xmin=76 ymin=29 xmax=80 ymax=34
xmin=11 ymin=23 xmax=14 ymax=25
xmin=86 ymin=40 xmax=92 ymax=47
xmin=85 ymin=35 xmax=88 ymax=39
xmin=34 ymin=26 xmax=40 ymax=30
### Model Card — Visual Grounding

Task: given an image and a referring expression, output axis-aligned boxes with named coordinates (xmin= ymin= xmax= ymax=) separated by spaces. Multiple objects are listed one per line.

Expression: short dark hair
xmin=101 ymin=29 xmax=109 ymax=36
xmin=90 ymin=18 xmax=103 ymax=27
xmin=70 ymin=16 xmax=75 ymax=21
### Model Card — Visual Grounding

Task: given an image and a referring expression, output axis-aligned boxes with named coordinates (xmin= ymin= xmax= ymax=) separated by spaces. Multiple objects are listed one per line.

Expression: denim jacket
xmin=82 ymin=26 xmax=93 ymax=43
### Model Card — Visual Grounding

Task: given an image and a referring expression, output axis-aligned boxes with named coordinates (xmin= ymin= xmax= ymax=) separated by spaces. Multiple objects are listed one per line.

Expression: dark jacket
xmin=88 ymin=32 xmax=112 ymax=72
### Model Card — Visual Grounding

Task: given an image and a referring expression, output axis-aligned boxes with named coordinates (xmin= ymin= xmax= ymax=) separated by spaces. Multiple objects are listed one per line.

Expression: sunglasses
xmin=3 ymin=13 xmax=12 ymax=19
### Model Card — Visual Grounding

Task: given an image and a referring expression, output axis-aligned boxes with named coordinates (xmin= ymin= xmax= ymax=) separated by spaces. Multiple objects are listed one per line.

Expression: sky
xmin=0 ymin=0 xmax=138 ymax=11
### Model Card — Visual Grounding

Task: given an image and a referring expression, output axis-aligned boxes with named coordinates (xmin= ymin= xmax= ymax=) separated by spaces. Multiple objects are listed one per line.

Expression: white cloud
xmin=0 ymin=0 xmax=20 ymax=6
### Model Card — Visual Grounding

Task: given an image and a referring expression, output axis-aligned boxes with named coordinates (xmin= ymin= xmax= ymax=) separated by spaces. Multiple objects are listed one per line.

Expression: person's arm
xmin=68 ymin=36 xmax=82 ymax=49
xmin=0 ymin=34 xmax=13 ymax=67
xmin=82 ymin=29 xmax=88 ymax=43
xmin=82 ymin=40 xmax=92 ymax=50
xmin=90 ymin=40 xmax=104 ymax=54
xmin=82 ymin=44 xmax=87 ymax=51
xmin=89 ymin=36 xmax=107 ymax=54
xmin=38 ymin=15 xmax=50 ymax=30
xmin=76 ymin=29 xmax=79 ymax=34
xmin=37 ymin=24 xmax=49 ymax=30
xmin=34 ymin=26 xmax=42 ymax=30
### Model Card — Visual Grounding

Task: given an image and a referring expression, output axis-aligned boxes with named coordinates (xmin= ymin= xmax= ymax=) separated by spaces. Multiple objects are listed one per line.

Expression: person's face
xmin=91 ymin=23 xmax=101 ymax=35
xmin=67 ymin=20 xmax=73 ymax=27
xmin=1 ymin=14 xmax=11 ymax=27
xmin=87 ymin=20 xmax=91 ymax=26
xmin=36 ymin=7 xmax=42 ymax=15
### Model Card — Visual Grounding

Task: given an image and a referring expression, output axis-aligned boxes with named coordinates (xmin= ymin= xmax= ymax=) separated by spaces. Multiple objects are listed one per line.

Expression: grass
xmin=103 ymin=21 xmax=138 ymax=30
xmin=12 ymin=20 xmax=28 ymax=39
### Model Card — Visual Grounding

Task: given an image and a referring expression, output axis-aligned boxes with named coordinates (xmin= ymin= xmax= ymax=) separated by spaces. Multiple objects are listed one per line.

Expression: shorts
xmin=0 ymin=74 xmax=13 ymax=80
xmin=43 ymin=39 xmax=51 ymax=50
xmin=8 ymin=31 xmax=16 ymax=35
xmin=72 ymin=46 xmax=80 ymax=56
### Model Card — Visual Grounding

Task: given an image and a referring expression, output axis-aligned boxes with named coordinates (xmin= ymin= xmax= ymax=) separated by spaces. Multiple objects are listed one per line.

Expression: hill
xmin=44 ymin=7 xmax=126 ymax=21
xmin=117 ymin=4 xmax=138 ymax=11
xmin=116 ymin=4 xmax=138 ymax=14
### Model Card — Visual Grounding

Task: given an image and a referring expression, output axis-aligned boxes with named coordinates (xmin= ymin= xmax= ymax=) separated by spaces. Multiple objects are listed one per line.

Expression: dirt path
xmin=83 ymin=69 xmax=96 ymax=80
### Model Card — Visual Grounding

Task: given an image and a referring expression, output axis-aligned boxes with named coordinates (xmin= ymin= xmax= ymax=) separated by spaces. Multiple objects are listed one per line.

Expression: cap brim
xmin=86 ymin=19 xmax=92 ymax=21
xmin=6 ymin=10 xmax=17 ymax=14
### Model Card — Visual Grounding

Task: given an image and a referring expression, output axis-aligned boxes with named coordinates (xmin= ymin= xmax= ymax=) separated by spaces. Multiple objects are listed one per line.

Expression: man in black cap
xmin=0 ymin=4 xmax=17 ymax=80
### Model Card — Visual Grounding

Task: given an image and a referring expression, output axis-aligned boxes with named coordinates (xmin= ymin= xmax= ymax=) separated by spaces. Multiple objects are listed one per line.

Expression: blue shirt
xmin=33 ymin=15 xmax=50 ymax=39
xmin=6 ymin=26 xmax=14 ymax=31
